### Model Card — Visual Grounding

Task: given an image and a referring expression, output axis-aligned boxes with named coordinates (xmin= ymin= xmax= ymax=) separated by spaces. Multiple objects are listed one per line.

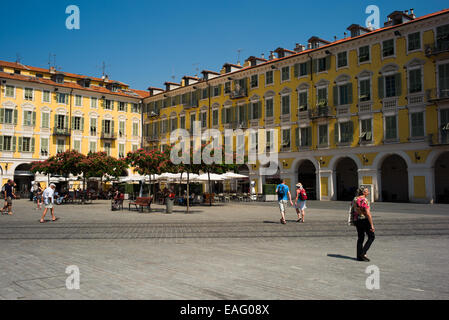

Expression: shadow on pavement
xmin=327 ymin=254 xmax=357 ymax=261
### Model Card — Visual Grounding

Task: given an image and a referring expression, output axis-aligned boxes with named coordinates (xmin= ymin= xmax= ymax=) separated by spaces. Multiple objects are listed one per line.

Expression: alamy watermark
xmin=365 ymin=265 xmax=380 ymax=290
xmin=66 ymin=265 xmax=80 ymax=290
xmin=65 ymin=5 xmax=80 ymax=30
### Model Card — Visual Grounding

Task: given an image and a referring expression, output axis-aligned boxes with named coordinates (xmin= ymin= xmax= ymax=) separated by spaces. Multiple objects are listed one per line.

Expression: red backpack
xmin=299 ymin=189 xmax=307 ymax=200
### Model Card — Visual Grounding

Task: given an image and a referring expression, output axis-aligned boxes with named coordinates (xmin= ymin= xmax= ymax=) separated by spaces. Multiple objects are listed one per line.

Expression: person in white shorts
xmin=40 ymin=184 xmax=58 ymax=223
xmin=275 ymin=180 xmax=293 ymax=224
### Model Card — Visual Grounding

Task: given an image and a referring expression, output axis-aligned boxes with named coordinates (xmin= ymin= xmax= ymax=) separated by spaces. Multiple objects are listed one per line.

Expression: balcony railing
xmin=101 ymin=132 xmax=117 ymax=140
xmin=309 ymin=106 xmax=330 ymax=119
xmin=146 ymin=135 xmax=159 ymax=142
xmin=382 ymin=97 xmax=398 ymax=112
xmin=230 ymin=87 xmax=248 ymax=99
xmin=407 ymin=93 xmax=425 ymax=106
xmin=53 ymin=128 xmax=71 ymax=136
xmin=426 ymin=88 xmax=449 ymax=101
xmin=358 ymin=102 xmax=372 ymax=114
xmin=425 ymin=41 xmax=449 ymax=56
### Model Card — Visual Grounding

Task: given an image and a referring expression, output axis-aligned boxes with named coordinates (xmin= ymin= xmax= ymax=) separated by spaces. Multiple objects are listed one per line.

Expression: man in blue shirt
xmin=2 ymin=180 xmax=16 ymax=215
xmin=275 ymin=180 xmax=293 ymax=224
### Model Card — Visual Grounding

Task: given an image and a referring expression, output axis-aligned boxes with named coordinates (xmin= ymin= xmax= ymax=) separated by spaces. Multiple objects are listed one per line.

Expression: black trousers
xmin=355 ymin=219 xmax=375 ymax=258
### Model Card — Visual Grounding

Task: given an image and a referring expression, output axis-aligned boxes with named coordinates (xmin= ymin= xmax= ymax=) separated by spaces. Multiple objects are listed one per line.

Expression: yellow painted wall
xmin=413 ymin=176 xmax=426 ymax=199
xmin=320 ymin=177 xmax=328 ymax=197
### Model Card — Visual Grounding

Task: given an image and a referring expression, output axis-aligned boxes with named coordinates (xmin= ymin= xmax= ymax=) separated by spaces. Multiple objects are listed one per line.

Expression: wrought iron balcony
xmin=426 ymin=88 xmax=449 ymax=101
xmin=425 ymin=41 xmax=449 ymax=56
xmin=309 ymin=106 xmax=330 ymax=119
xmin=53 ymin=127 xmax=71 ymax=136
xmin=101 ymin=132 xmax=117 ymax=140
xmin=230 ymin=87 xmax=248 ymax=99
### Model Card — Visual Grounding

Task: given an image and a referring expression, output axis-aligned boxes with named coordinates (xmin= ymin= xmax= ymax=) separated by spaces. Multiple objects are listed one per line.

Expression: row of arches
xmin=257 ymin=151 xmax=449 ymax=203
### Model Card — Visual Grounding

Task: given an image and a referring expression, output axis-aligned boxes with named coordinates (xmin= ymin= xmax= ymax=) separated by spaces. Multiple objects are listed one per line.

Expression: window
xmin=132 ymin=122 xmax=139 ymax=136
xmin=440 ymin=109 xmax=449 ymax=144
xmin=408 ymin=32 xmax=421 ymax=51
xmin=103 ymin=120 xmax=112 ymax=134
xmin=213 ymin=85 xmax=221 ymax=97
xmin=318 ymin=124 xmax=328 ymax=146
xmin=43 ymin=90 xmax=50 ymax=103
xmin=251 ymin=102 xmax=260 ymax=120
xmin=281 ymin=95 xmax=290 ymax=115
xmin=73 ymin=117 xmax=82 ymax=131
xmin=282 ymin=129 xmax=290 ymax=150
xmin=385 ymin=115 xmax=397 ymax=140
xmin=337 ymin=52 xmax=347 ymax=68
xmin=265 ymin=71 xmax=273 ymax=85
xmin=359 ymin=46 xmax=370 ymax=63
xmin=132 ymin=144 xmax=138 ymax=152
xmin=224 ymin=82 xmax=231 ymax=94
xmin=266 ymin=130 xmax=272 ymax=152
xmin=180 ymin=115 xmax=185 ymax=129
xmin=317 ymin=87 xmax=327 ymax=106
xmin=409 ymin=69 xmax=422 ymax=93
xmin=265 ymin=98 xmax=273 ymax=118
xmin=359 ymin=79 xmax=371 ymax=101
xmin=104 ymin=100 xmax=113 ymax=110
xmin=40 ymin=138 xmax=48 ymax=156
xmin=56 ymin=115 xmax=66 ymax=129
xmin=201 ymin=112 xmax=207 ymax=128
xmin=24 ymin=88 xmax=33 ymax=100
xmin=73 ymin=140 xmax=81 ymax=153
xmin=1 ymin=136 xmax=13 ymax=151
xmin=119 ymin=121 xmax=125 ymax=137
xmin=385 ymin=75 xmax=397 ymax=97
xmin=190 ymin=113 xmax=196 ymax=133
xmin=298 ymin=91 xmax=308 ymax=111
xmin=89 ymin=141 xmax=97 ymax=153
xmin=317 ymin=57 xmax=327 ymax=72
xmin=21 ymin=137 xmax=31 ymax=152
xmin=281 ymin=66 xmax=290 ymax=81
xmin=90 ymin=118 xmax=97 ymax=135
xmin=251 ymin=75 xmax=258 ymax=88
xmin=119 ymin=144 xmax=125 ymax=158
xmin=436 ymin=24 xmax=449 ymax=51
xmin=299 ymin=62 xmax=308 ymax=76
xmin=57 ymin=93 xmax=68 ymax=104
xmin=118 ymin=102 xmax=126 ymax=111
xmin=132 ymin=103 xmax=139 ymax=113
xmin=438 ymin=63 xmax=449 ymax=98
xmin=338 ymin=84 xmax=349 ymax=105
xmin=212 ymin=110 xmax=218 ymax=126
xmin=91 ymin=97 xmax=98 ymax=108
xmin=411 ymin=112 xmax=424 ymax=137
xmin=23 ymin=110 xmax=35 ymax=126
xmin=382 ymin=39 xmax=395 ymax=57
xmin=5 ymin=85 xmax=14 ymax=97
xmin=75 ymin=95 xmax=82 ymax=106
xmin=3 ymin=109 xmax=14 ymax=124
xmin=104 ymin=142 xmax=111 ymax=156
xmin=339 ymin=122 xmax=352 ymax=143
xmin=360 ymin=119 xmax=373 ymax=142
xmin=300 ymin=127 xmax=312 ymax=147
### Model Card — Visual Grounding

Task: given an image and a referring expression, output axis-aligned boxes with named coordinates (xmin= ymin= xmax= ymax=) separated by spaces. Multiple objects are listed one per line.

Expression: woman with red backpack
xmin=295 ymin=183 xmax=307 ymax=222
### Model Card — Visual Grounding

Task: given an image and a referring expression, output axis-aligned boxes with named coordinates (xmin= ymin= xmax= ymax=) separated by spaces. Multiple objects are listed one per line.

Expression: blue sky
xmin=0 ymin=0 xmax=447 ymax=90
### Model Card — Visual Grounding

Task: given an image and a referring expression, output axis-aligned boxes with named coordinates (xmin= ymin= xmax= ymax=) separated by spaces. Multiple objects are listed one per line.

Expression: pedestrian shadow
xmin=327 ymin=254 xmax=357 ymax=261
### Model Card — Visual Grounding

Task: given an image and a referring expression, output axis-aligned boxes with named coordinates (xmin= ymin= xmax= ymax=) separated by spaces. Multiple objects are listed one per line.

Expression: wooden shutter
xmin=54 ymin=114 xmax=58 ymax=128
xmin=348 ymin=120 xmax=354 ymax=142
xmin=31 ymin=138 xmax=35 ymax=153
xmin=81 ymin=118 xmax=84 ymax=131
xmin=102 ymin=119 xmax=105 ymax=133
xmin=294 ymin=63 xmax=299 ymax=78
xmin=32 ymin=112 xmax=36 ymax=127
xmin=325 ymin=56 xmax=331 ymax=70
xmin=312 ymin=59 xmax=317 ymax=73
xmin=347 ymin=83 xmax=353 ymax=104
xmin=222 ymin=108 xmax=225 ymax=124
xmin=0 ymin=109 xmax=3 ymax=123
xmin=333 ymin=86 xmax=339 ymax=106
xmin=18 ymin=137 xmax=22 ymax=152
xmin=0 ymin=136 xmax=3 ymax=151
xmin=71 ymin=116 xmax=75 ymax=130
xmin=378 ymin=76 xmax=384 ymax=99
xmin=258 ymin=101 xmax=262 ymax=120
xmin=12 ymin=136 xmax=16 ymax=152
xmin=307 ymin=127 xmax=312 ymax=146
xmin=306 ymin=61 xmax=311 ymax=75
xmin=13 ymin=109 xmax=18 ymax=125
xmin=334 ymin=123 xmax=339 ymax=144
xmin=218 ymin=84 xmax=222 ymax=95
xmin=295 ymin=127 xmax=299 ymax=148
xmin=111 ymin=120 xmax=115 ymax=135
xmin=394 ymin=73 xmax=402 ymax=97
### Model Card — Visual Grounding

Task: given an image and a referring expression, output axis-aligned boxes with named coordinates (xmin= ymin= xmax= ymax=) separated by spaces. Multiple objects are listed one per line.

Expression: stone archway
xmin=14 ymin=163 xmax=35 ymax=199
xmin=297 ymin=160 xmax=317 ymax=200
xmin=335 ymin=157 xmax=358 ymax=201
xmin=380 ymin=154 xmax=409 ymax=202
xmin=435 ymin=152 xmax=449 ymax=203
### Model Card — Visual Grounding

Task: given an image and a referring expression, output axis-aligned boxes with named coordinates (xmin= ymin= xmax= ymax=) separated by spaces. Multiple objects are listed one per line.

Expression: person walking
xmin=34 ymin=182 xmax=43 ymax=210
xmin=294 ymin=183 xmax=308 ymax=223
xmin=2 ymin=179 xmax=16 ymax=215
xmin=275 ymin=180 xmax=293 ymax=224
xmin=352 ymin=186 xmax=375 ymax=262
xmin=40 ymin=183 xmax=58 ymax=223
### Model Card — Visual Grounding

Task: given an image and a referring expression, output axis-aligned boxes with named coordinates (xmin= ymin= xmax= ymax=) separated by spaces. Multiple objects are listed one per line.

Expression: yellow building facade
xmin=0 ymin=61 xmax=147 ymax=194
xmin=142 ymin=9 xmax=449 ymax=203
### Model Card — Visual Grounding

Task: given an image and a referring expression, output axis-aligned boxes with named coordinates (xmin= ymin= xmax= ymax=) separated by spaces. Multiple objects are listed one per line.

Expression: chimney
xmin=294 ymin=43 xmax=305 ymax=52
xmin=269 ymin=51 xmax=276 ymax=60
xmin=307 ymin=43 xmax=312 ymax=49
xmin=410 ymin=8 xmax=415 ymax=18
xmin=261 ymin=53 xmax=265 ymax=59
xmin=49 ymin=66 xmax=56 ymax=74
xmin=405 ymin=10 xmax=409 ymax=15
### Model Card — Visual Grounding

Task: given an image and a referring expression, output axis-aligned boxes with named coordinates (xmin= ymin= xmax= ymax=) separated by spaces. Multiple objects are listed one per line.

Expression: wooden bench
xmin=128 ymin=196 xmax=152 ymax=212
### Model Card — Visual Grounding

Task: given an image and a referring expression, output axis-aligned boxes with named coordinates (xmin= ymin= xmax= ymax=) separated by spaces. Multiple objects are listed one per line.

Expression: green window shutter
xmin=64 ymin=115 xmax=69 ymax=129
xmin=54 ymin=114 xmax=58 ymax=128
xmin=294 ymin=63 xmax=299 ymax=78
xmin=326 ymin=56 xmax=331 ymax=70
xmin=18 ymin=137 xmax=22 ymax=152
xmin=312 ymin=59 xmax=317 ymax=73
xmin=348 ymin=120 xmax=354 ymax=142
xmin=111 ymin=120 xmax=115 ymax=134
xmin=221 ymin=108 xmax=225 ymax=124
xmin=334 ymin=123 xmax=339 ymax=144
xmin=81 ymin=118 xmax=84 ymax=131
xmin=32 ymin=112 xmax=36 ymax=126
xmin=395 ymin=73 xmax=402 ymax=96
xmin=12 ymin=137 xmax=16 ymax=152
xmin=378 ymin=76 xmax=384 ymax=99
xmin=218 ymin=84 xmax=222 ymax=95
xmin=295 ymin=127 xmax=299 ymax=147
xmin=31 ymin=138 xmax=35 ymax=153
xmin=102 ymin=119 xmax=105 ymax=133
xmin=333 ymin=86 xmax=339 ymax=106
xmin=22 ymin=111 xmax=26 ymax=126
xmin=71 ymin=116 xmax=75 ymax=130
xmin=347 ymin=83 xmax=353 ymax=104
xmin=0 ymin=108 xmax=4 ymax=123
xmin=307 ymin=127 xmax=312 ymax=146
xmin=0 ymin=136 xmax=3 ymax=151
xmin=13 ymin=109 xmax=18 ymax=125
xmin=258 ymin=101 xmax=262 ymax=120
xmin=306 ymin=61 xmax=311 ymax=75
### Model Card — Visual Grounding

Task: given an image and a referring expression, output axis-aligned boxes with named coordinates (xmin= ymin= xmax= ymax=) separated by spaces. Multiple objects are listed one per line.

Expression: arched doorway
xmin=435 ymin=152 xmax=449 ymax=203
xmin=14 ymin=163 xmax=35 ymax=199
xmin=380 ymin=154 xmax=409 ymax=202
xmin=263 ymin=162 xmax=281 ymax=185
xmin=236 ymin=164 xmax=250 ymax=193
xmin=336 ymin=157 xmax=358 ymax=201
xmin=297 ymin=160 xmax=317 ymax=200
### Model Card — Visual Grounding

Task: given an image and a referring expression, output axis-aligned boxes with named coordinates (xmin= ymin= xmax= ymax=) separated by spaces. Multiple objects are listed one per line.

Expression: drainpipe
xmin=69 ymin=88 xmax=73 ymax=150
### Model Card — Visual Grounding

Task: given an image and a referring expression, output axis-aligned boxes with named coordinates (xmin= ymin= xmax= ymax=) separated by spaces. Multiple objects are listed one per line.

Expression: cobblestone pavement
xmin=0 ymin=199 xmax=448 ymax=300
